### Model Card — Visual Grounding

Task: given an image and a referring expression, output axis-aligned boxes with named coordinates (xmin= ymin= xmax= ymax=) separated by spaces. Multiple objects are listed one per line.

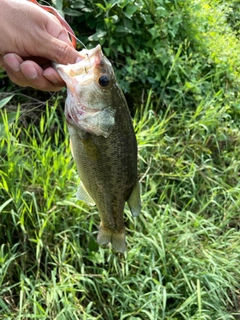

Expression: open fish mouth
xmin=53 ymin=44 xmax=103 ymax=81
xmin=67 ymin=44 xmax=103 ymax=77
xmin=53 ymin=45 xmax=115 ymax=138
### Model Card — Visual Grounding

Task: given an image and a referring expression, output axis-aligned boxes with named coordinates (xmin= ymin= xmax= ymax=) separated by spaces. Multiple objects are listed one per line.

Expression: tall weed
xmin=0 ymin=91 xmax=240 ymax=319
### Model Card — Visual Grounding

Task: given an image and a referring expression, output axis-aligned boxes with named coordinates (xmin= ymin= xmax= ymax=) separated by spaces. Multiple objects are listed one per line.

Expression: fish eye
xmin=98 ymin=75 xmax=110 ymax=87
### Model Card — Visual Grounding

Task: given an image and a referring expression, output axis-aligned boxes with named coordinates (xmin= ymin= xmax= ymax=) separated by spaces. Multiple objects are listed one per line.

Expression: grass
xmin=0 ymin=90 xmax=240 ymax=320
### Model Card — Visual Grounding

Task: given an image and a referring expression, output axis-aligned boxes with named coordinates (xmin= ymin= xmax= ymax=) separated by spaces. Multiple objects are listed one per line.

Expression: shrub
xmin=53 ymin=0 xmax=240 ymax=114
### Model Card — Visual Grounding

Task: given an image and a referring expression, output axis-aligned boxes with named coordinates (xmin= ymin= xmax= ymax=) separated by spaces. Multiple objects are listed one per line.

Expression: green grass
xmin=0 ymin=91 xmax=240 ymax=320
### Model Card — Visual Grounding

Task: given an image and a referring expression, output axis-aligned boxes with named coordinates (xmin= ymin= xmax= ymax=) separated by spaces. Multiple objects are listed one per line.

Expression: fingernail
xmin=25 ymin=68 xmax=38 ymax=80
xmin=43 ymin=71 xmax=59 ymax=84
xmin=76 ymin=55 xmax=84 ymax=63
xmin=50 ymin=76 xmax=59 ymax=84
xmin=3 ymin=55 xmax=20 ymax=72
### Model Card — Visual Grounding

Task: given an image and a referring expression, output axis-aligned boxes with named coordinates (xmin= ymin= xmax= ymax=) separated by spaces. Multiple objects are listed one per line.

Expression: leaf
xmin=52 ymin=0 xmax=63 ymax=12
xmin=64 ymin=8 xmax=82 ymax=17
xmin=117 ymin=44 xmax=124 ymax=53
xmin=144 ymin=14 xmax=154 ymax=25
xmin=88 ymin=31 xmax=107 ymax=41
xmin=0 ymin=111 xmax=18 ymax=138
xmin=0 ymin=95 xmax=14 ymax=109
xmin=5 ymin=112 xmax=18 ymax=124
xmin=104 ymin=47 xmax=110 ymax=56
xmin=71 ymin=0 xmax=85 ymax=9
xmin=123 ymin=4 xmax=138 ymax=19
xmin=0 ymin=69 xmax=6 ymax=79
xmin=95 ymin=3 xmax=106 ymax=12
xmin=115 ymin=26 xmax=132 ymax=35
xmin=0 ymin=198 xmax=13 ymax=213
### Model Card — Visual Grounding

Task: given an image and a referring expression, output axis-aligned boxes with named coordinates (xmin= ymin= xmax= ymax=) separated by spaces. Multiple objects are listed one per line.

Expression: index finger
xmin=37 ymin=31 xmax=80 ymax=65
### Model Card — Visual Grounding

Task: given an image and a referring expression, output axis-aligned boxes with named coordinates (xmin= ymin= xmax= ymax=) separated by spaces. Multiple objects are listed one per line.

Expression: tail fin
xmin=97 ymin=225 xmax=126 ymax=253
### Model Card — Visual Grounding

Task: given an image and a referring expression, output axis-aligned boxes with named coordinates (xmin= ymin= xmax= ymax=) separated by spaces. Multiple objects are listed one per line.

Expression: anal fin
xmin=70 ymin=138 xmax=74 ymax=158
xmin=76 ymin=182 xmax=95 ymax=206
xmin=127 ymin=180 xmax=141 ymax=217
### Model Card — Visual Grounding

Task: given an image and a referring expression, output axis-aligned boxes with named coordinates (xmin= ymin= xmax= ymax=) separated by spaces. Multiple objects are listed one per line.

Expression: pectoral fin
xmin=76 ymin=182 xmax=95 ymax=206
xmin=70 ymin=139 xmax=74 ymax=158
xmin=127 ymin=181 xmax=141 ymax=217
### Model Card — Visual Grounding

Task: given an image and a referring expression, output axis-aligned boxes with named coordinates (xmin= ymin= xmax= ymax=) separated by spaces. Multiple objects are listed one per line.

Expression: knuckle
xmin=56 ymin=43 xmax=70 ymax=63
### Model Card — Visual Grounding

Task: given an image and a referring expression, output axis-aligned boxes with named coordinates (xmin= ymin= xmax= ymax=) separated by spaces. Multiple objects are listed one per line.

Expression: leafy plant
xmin=0 ymin=88 xmax=240 ymax=319
xmin=1 ymin=2 xmax=240 ymax=317
xmin=45 ymin=0 xmax=239 ymax=112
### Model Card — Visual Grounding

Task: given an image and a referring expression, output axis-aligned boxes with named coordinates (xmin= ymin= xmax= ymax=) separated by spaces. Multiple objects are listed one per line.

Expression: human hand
xmin=0 ymin=0 xmax=81 ymax=91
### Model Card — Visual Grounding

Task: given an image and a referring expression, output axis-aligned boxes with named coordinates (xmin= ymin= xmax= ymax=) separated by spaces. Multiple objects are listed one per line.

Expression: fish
xmin=54 ymin=45 xmax=141 ymax=252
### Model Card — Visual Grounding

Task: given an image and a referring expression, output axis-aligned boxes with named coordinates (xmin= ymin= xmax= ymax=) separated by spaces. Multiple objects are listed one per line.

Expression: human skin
xmin=0 ymin=0 xmax=80 ymax=91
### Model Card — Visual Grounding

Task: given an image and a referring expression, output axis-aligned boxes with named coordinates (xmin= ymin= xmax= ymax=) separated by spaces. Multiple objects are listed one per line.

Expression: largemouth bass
xmin=54 ymin=45 xmax=141 ymax=252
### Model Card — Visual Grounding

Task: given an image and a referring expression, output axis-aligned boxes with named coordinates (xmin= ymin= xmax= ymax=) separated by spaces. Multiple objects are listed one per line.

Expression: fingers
xmin=3 ymin=53 xmax=64 ymax=91
xmin=41 ymin=16 xmax=80 ymax=64
xmin=39 ymin=35 xmax=80 ymax=65
xmin=42 ymin=66 xmax=65 ymax=85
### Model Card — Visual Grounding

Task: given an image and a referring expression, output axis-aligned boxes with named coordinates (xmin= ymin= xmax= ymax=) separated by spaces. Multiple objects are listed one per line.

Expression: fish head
xmin=54 ymin=45 xmax=117 ymax=138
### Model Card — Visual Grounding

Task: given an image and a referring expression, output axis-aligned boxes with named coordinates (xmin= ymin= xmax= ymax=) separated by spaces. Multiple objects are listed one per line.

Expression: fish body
xmin=54 ymin=45 xmax=141 ymax=252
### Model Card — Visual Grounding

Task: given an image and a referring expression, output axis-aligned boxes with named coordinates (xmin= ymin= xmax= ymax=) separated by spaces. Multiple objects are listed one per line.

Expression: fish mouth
xmin=53 ymin=44 xmax=105 ymax=126
xmin=68 ymin=44 xmax=103 ymax=76
xmin=53 ymin=44 xmax=103 ymax=81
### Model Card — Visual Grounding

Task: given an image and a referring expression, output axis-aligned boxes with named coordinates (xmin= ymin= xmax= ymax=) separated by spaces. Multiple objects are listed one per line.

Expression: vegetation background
xmin=0 ymin=0 xmax=240 ymax=319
